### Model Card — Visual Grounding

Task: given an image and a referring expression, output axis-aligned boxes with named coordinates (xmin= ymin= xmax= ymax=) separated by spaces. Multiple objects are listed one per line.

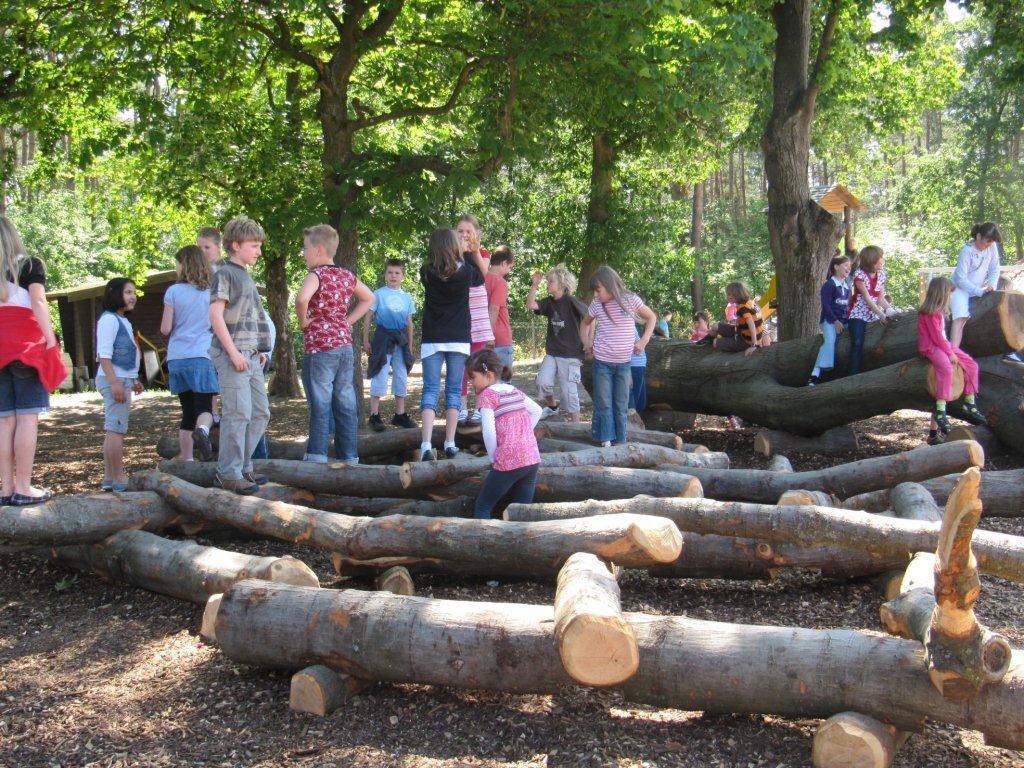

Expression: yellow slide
xmin=759 ymin=274 xmax=777 ymax=321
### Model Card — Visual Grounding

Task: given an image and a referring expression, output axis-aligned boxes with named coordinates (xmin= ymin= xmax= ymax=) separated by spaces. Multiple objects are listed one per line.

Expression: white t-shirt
xmin=953 ymin=242 xmax=1001 ymax=297
xmin=95 ymin=313 xmax=140 ymax=381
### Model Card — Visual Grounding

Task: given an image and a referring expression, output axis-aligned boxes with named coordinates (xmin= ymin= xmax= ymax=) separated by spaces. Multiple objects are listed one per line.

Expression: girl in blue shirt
xmin=809 ymin=254 xmax=852 ymax=386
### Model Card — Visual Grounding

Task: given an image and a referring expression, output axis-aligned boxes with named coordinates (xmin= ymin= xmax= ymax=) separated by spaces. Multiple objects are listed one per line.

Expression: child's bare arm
xmin=294 ymin=273 xmax=319 ymax=329
xmin=210 ymin=300 xmax=247 ymax=371
xmin=27 ymin=284 xmax=57 ymax=347
xmin=347 ymin=280 xmax=375 ymax=327
xmin=526 ymin=272 xmax=542 ymax=311
xmin=743 ymin=315 xmax=759 ymax=357
xmin=406 ymin=315 xmax=415 ymax=356
xmin=636 ymin=305 xmax=657 ymax=350
xmin=159 ymin=303 xmax=174 ymax=337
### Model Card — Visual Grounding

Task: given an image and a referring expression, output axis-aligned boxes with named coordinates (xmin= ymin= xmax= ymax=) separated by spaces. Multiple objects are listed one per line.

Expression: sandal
xmin=955 ymin=402 xmax=987 ymax=426
xmin=935 ymin=410 xmax=951 ymax=435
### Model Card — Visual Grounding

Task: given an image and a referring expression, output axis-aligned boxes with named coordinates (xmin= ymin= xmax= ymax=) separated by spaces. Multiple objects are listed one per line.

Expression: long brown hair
xmin=427 ymin=228 xmax=463 ymax=279
xmin=466 ymin=348 xmax=512 ymax=383
xmin=920 ymin=276 xmax=954 ymax=316
xmin=175 ymin=245 xmax=212 ymax=289
xmin=589 ymin=265 xmax=634 ymax=321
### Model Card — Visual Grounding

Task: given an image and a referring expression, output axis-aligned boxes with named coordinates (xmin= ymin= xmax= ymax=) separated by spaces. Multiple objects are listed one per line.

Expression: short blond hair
xmin=547 ymin=263 xmax=578 ymax=294
xmin=223 ymin=217 xmax=265 ymax=252
xmin=303 ymin=224 xmax=340 ymax=257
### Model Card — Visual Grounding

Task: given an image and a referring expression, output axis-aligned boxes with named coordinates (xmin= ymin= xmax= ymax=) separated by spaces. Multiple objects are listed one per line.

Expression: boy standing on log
xmin=209 ymin=217 xmax=272 ymax=495
xmin=486 ymin=246 xmax=515 ymax=370
xmin=363 ymin=259 xmax=417 ymax=432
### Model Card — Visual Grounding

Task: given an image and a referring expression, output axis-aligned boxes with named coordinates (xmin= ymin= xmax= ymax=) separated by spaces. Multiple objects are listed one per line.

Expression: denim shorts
xmin=0 ymin=362 xmax=50 ymax=417
xmin=98 ymin=377 xmax=135 ymax=434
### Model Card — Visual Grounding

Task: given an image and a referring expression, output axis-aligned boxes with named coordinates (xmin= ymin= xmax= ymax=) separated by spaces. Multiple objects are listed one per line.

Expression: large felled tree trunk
xmin=976 ymin=355 xmax=1024 ymax=453
xmin=843 ymin=468 xmax=1024 ymax=519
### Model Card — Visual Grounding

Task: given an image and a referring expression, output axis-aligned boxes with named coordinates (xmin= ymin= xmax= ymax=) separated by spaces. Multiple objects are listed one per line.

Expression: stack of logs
xmin=3 ymin=422 xmax=1024 ymax=767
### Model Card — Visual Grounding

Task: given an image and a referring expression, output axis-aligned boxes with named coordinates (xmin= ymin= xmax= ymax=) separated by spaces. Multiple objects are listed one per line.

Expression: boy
xmin=656 ymin=311 xmax=673 ymax=339
xmin=362 ymin=259 xmax=417 ymax=431
xmin=209 ymin=217 xmax=272 ymax=495
xmin=197 ymin=227 xmax=222 ymax=266
xmin=486 ymin=245 xmax=515 ymax=369
xmin=295 ymin=224 xmax=374 ymax=463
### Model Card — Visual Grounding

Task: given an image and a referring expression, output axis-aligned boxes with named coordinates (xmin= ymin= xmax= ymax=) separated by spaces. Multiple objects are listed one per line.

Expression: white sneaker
xmin=540 ymin=405 xmax=559 ymax=419
xmin=458 ymin=409 xmax=469 ymax=423
xmin=467 ymin=410 xmax=482 ymax=425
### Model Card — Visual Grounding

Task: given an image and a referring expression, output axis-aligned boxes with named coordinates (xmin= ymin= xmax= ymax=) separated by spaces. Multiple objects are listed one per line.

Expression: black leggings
xmin=178 ymin=391 xmax=214 ymax=431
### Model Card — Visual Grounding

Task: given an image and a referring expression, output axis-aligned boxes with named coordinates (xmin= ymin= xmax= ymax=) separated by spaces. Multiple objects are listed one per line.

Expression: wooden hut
xmin=47 ymin=270 xmax=177 ymax=390
xmin=811 ymin=184 xmax=866 ymax=254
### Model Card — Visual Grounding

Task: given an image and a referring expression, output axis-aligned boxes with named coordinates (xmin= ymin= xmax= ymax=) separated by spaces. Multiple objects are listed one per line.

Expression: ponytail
xmin=971 ymin=222 xmax=1002 ymax=243
xmin=466 ymin=348 xmax=512 ymax=383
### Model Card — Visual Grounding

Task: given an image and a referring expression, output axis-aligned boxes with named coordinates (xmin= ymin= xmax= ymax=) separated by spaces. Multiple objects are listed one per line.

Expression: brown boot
xmin=215 ymin=474 xmax=259 ymax=495
xmin=243 ymin=471 xmax=269 ymax=486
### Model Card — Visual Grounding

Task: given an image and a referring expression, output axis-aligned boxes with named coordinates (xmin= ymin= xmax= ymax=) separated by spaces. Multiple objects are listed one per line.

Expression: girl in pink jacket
xmin=918 ymin=276 xmax=984 ymax=438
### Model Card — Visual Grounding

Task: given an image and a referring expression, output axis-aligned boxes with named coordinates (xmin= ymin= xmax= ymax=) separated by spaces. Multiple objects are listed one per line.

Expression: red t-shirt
xmin=485 ymin=272 xmax=512 ymax=346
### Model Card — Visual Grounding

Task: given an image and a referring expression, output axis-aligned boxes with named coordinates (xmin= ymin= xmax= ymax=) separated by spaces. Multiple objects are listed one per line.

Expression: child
xmin=456 ymin=214 xmax=492 ymax=423
xmin=296 ymin=224 xmax=374 ymax=464
xmin=209 ymin=217 xmax=272 ymax=494
xmin=656 ymin=311 xmax=673 ymax=339
xmin=809 ymin=254 xmax=852 ymax=386
xmin=0 ymin=217 xmax=63 ymax=505
xmin=702 ymin=282 xmax=763 ymax=356
xmin=848 ymin=246 xmax=895 ymax=375
xmin=919 ymin=276 xmax=984 ymax=438
xmin=419 ymin=228 xmax=488 ymax=461
xmin=96 ymin=278 xmax=143 ymax=492
xmin=950 ymin=222 xmax=1002 ymax=349
xmin=628 ymin=326 xmax=647 ymax=416
xmin=362 ymin=258 xmax=416 ymax=431
xmin=582 ymin=265 xmax=657 ymax=446
xmin=997 ymin=275 xmax=1024 ymax=366
xmin=486 ymin=245 xmax=515 ymax=369
xmin=689 ymin=311 xmax=711 ymax=341
xmin=197 ymin=227 xmax=222 ymax=266
xmin=160 ymin=245 xmax=218 ymax=461
xmin=527 ymin=264 xmax=588 ymax=422
xmin=724 ymin=298 xmax=738 ymax=323
xmin=466 ymin=348 xmax=542 ymax=519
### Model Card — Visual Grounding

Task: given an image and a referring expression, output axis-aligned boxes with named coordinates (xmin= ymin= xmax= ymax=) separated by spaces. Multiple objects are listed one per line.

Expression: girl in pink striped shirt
xmin=466 ymin=348 xmax=543 ymax=519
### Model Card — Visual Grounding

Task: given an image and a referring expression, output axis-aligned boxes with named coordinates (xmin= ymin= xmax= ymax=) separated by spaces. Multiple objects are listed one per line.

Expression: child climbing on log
xmin=699 ymin=282 xmax=763 ymax=357
xmin=582 ymin=266 xmax=657 ymax=447
xmin=96 ymin=277 xmax=144 ymax=492
xmin=362 ymin=259 xmax=417 ymax=432
xmin=848 ymin=245 xmax=895 ymax=375
xmin=455 ymin=214 xmax=492 ymax=425
xmin=527 ymin=264 xmax=589 ymax=422
xmin=919 ymin=276 xmax=984 ymax=438
xmin=808 ymin=254 xmax=852 ymax=386
xmin=465 ymin=348 xmax=542 ymax=519
xmin=419 ymin=228 xmax=488 ymax=461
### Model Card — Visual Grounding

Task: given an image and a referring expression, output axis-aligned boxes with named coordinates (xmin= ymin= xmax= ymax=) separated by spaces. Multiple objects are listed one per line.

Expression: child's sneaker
xmin=540 ymin=404 xmax=559 ymax=419
xmin=466 ymin=410 xmax=481 ymax=425
xmin=444 ymin=445 xmax=459 ymax=459
xmin=100 ymin=478 xmax=114 ymax=492
xmin=807 ymin=375 xmax=820 ymax=387
xmin=368 ymin=413 xmax=386 ymax=432
xmin=193 ymin=426 xmax=214 ymax=461
xmin=458 ymin=408 xmax=469 ymax=423
xmin=926 ymin=433 xmax=943 ymax=446
xmin=420 ymin=448 xmax=435 ymax=462
xmin=391 ymin=413 xmax=416 ymax=429
xmin=935 ymin=410 xmax=951 ymax=435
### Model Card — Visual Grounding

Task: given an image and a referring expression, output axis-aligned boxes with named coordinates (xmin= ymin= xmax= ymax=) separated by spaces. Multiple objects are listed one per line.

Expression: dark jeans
xmin=178 ymin=391 xmax=214 ymax=431
xmin=251 ymin=434 xmax=268 ymax=460
xmin=628 ymin=365 xmax=647 ymax=412
xmin=847 ymin=318 xmax=868 ymax=375
xmin=474 ymin=463 xmax=539 ymax=519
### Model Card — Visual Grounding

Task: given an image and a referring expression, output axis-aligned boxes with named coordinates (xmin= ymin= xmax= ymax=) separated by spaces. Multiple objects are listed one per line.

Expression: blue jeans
xmin=814 ymin=321 xmax=845 ymax=372
xmin=592 ymin=359 xmax=631 ymax=443
xmin=420 ymin=351 xmax=467 ymax=413
xmin=251 ymin=434 xmax=268 ymax=460
xmin=302 ymin=346 xmax=358 ymax=462
xmin=474 ymin=463 xmax=539 ymax=519
xmin=847 ymin=318 xmax=868 ymax=375
xmin=628 ymin=365 xmax=647 ymax=412
xmin=493 ymin=345 xmax=514 ymax=370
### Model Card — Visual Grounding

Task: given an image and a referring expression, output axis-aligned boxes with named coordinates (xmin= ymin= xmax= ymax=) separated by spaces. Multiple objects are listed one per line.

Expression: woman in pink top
xmin=466 ymin=348 xmax=542 ymax=519
xmin=918 ymin=276 xmax=983 ymax=438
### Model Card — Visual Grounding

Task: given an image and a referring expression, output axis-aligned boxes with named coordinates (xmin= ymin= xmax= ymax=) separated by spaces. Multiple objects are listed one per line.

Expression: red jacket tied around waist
xmin=0 ymin=306 xmax=68 ymax=392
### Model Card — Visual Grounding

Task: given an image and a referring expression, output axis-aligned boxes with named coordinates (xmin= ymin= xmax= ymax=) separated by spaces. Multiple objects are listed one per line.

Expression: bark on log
xmin=976 ymin=354 xmax=1024 ymax=454
xmin=843 ymin=469 xmax=1024 ymax=518
xmin=442 ymin=466 xmax=703 ymax=503
xmin=812 ymin=712 xmax=908 ymax=768
xmin=536 ymin=437 xmax=594 ymax=454
xmin=502 ymin=494 xmax=1024 ymax=583
xmin=638 ymin=408 xmax=697 ymax=433
xmin=210 ymin=581 xmax=1024 ymax=749
xmin=653 ymin=440 xmax=983 ymax=503
xmin=755 ymin=426 xmax=858 ymax=457
xmin=48 ymin=529 xmax=318 ymax=604
xmin=535 ymin=421 xmax=684 ymax=450
xmin=289 ymin=665 xmax=371 ymax=716
xmin=767 ymin=455 xmax=793 ymax=473
xmin=553 ymin=554 xmax=637 ymax=686
xmin=131 ymin=470 xmax=682 ymax=572
xmin=398 ymin=444 xmax=728 ymax=490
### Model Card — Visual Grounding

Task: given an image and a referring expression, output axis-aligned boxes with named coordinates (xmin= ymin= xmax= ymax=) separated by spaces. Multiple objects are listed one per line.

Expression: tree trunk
xmin=265 ymin=248 xmax=301 ymax=397
xmin=690 ymin=182 xmax=705 ymax=313
xmin=875 ymin=482 xmax=943 ymax=600
xmin=976 ymin=354 xmax=1024 ymax=453
xmin=946 ymin=425 xmax=1001 ymax=459
xmin=578 ymin=132 xmax=616 ymax=294
xmin=209 ymin=581 xmax=1024 ymax=748
xmin=132 ymin=470 xmax=682 ymax=572
xmin=843 ymin=469 xmax=1024 ymax=519
xmin=535 ymin=421 xmax=685 ymax=450
xmin=753 ymin=426 xmax=858 ymax=457
xmin=536 ymin=437 xmax=595 ymax=453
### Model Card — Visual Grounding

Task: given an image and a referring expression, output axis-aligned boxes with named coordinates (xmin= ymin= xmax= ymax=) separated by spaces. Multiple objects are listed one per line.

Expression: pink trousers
xmin=922 ymin=347 xmax=979 ymax=401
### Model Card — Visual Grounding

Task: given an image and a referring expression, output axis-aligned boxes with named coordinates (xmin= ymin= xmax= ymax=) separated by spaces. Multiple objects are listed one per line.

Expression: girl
xmin=419 ymin=228 xmax=488 ymax=461
xmin=689 ymin=311 xmax=711 ymax=341
xmin=702 ymin=282 xmax=763 ymax=356
xmin=466 ymin=348 xmax=542 ymax=519
xmin=919 ymin=276 xmax=983 ymax=436
xmin=582 ymin=265 xmax=657 ymax=446
xmin=455 ymin=214 xmax=493 ymax=424
xmin=96 ymin=278 xmax=143 ymax=491
xmin=0 ymin=217 xmax=63 ymax=506
xmin=809 ymin=254 xmax=852 ymax=386
xmin=950 ymin=222 xmax=1001 ymax=349
xmin=847 ymin=246 xmax=895 ymax=376
xmin=160 ymin=245 xmax=218 ymax=461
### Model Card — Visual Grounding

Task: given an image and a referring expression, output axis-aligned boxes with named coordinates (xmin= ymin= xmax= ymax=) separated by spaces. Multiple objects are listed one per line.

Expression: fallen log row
xmin=842 ymin=468 xmax=1024 ymax=518
xmin=502 ymin=494 xmax=1024 ymax=583
xmin=534 ymin=421 xmax=686 ymax=450
xmin=754 ymin=426 xmax=858 ymax=458
xmin=653 ymin=440 xmax=984 ymax=503
xmin=131 ymin=470 xmax=682 ymax=572
xmin=767 ymin=455 xmax=793 ymax=473
xmin=209 ymin=580 xmax=1024 ymax=749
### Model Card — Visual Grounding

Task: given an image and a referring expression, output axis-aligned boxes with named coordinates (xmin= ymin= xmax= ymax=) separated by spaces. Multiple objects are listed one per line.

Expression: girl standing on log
xmin=465 ymin=348 xmax=542 ymax=519
xmin=808 ymin=254 xmax=851 ymax=386
xmin=582 ymin=266 xmax=657 ymax=447
xmin=919 ymin=277 xmax=984 ymax=437
xmin=950 ymin=222 xmax=1002 ymax=349
xmin=847 ymin=246 xmax=895 ymax=375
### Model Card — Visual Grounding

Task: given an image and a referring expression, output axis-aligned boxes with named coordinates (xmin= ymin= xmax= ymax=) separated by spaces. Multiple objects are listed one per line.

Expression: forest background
xmin=1 ymin=0 xmax=1021 ymax=395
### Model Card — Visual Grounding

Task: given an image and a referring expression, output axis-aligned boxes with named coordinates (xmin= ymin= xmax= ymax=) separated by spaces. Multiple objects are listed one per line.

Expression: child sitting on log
xmin=465 ymin=348 xmax=542 ymax=519
xmin=919 ymin=276 xmax=984 ymax=439
xmin=848 ymin=245 xmax=895 ymax=375
xmin=362 ymin=258 xmax=417 ymax=432
xmin=699 ymin=281 xmax=763 ymax=357
xmin=689 ymin=310 xmax=711 ymax=341
xmin=808 ymin=253 xmax=852 ymax=386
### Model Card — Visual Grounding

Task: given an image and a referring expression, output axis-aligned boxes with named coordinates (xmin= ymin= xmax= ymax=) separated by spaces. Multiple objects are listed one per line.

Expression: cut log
xmin=946 ymin=425 xmax=1001 ymax=458
xmin=875 ymin=482 xmax=943 ymax=601
xmin=554 ymin=553 xmax=637 ymax=687
xmin=200 ymin=594 xmax=221 ymax=642
xmin=535 ymin=421 xmax=684 ymax=450
xmin=778 ymin=490 xmax=839 ymax=507
xmin=653 ymin=440 xmax=983 ymax=502
xmin=502 ymin=494 xmax=1024 ymax=583
xmin=812 ymin=712 xmax=908 ymax=768
xmin=638 ymin=408 xmax=697 ymax=433
xmin=210 ymin=580 xmax=1024 ymax=749
xmin=48 ymin=529 xmax=318 ymax=604
xmin=375 ymin=566 xmax=415 ymax=596
xmin=536 ymin=437 xmax=594 ymax=453
xmin=131 ymin=470 xmax=682 ymax=573
xmin=289 ymin=665 xmax=371 ymax=716
xmin=398 ymin=444 xmax=728 ymax=490
xmin=767 ymin=455 xmax=793 ymax=473
xmin=843 ymin=468 xmax=1024 ymax=518
xmin=754 ymin=426 xmax=858 ymax=457
xmin=976 ymin=354 xmax=1024 ymax=454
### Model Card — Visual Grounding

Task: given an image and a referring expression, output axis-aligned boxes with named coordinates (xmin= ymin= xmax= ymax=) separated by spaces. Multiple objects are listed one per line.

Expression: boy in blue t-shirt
xmin=362 ymin=259 xmax=417 ymax=430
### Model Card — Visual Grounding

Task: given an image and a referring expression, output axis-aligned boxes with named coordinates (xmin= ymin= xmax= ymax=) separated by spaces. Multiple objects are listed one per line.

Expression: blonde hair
xmin=725 ymin=281 xmax=751 ymax=303
xmin=0 ymin=216 xmax=29 ymax=304
xmin=427 ymin=228 xmax=463 ymax=279
xmin=920 ymin=276 xmax=954 ymax=316
xmin=547 ymin=263 xmax=578 ymax=294
xmin=589 ymin=265 xmax=634 ymax=321
xmin=197 ymin=226 xmax=221 ymax=244
xmin=303 ymin=224 xmax=340 ymax=257
xmin=223 ymin=217 xmax=265 ymax=252
xmin=175 ymin=245 xmax=212 ymax=289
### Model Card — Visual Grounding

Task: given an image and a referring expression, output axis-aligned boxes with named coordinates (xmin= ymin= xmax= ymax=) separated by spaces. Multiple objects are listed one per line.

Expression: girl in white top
xmin=950 ymin=222 xmax=1001 ymax=348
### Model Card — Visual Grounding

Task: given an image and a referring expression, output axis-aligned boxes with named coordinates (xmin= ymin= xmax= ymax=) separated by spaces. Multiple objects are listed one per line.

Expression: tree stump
xmin=812 ymin=712 xmax=908 ymax=768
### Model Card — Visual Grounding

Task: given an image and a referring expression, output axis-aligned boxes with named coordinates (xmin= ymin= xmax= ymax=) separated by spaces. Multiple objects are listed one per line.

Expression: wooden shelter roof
xmin=46 ymin=269 xmax=178 ymax=302
xmin=812 ymin=184 xmax=866 ymax=214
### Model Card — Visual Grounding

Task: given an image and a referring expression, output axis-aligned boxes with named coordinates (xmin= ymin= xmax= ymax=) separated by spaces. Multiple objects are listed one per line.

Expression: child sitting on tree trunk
xmin=701 ymin=282 xmax=763 ymax=357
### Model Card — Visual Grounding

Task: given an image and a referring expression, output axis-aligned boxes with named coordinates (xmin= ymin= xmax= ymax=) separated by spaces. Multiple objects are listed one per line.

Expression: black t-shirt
xmin=4 ymin=256 xmax=46 ymax=290
xmin=419 ymin=258 xmax=485 ymax=344
xmin=534 ymin=293 xmax=589 ymax=359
